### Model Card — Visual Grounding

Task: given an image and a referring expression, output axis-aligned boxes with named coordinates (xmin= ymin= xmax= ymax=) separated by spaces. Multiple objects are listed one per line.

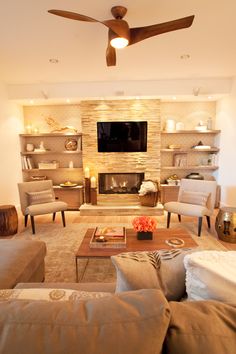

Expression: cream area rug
xmin=14 ymin=222 xmax=226 ymax=283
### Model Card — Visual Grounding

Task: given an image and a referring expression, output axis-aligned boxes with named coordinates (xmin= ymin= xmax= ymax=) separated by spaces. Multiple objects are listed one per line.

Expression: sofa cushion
xmin=27 ymin=189 xmax=55 ymax=205
xmin=0 ymin=240 xmax=46 ymax=289
xmin=25 ymin=201 xmax=67 ymax=216
xmin=184 ymin=250 xmax=236 ymax=301
xmin=0 ymin=289 xmax=171 ymax=354
xmin=164 ymin=300 xmax=236 ymax=354
xmin=111 ymin=248 xmax=194 ymax=301
xmin=0 ymin=288 xmax=111 ymax=301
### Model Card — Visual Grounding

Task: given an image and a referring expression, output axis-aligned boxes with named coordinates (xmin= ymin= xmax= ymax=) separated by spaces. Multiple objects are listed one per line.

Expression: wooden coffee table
xmin=75 ymin=228 xmax=198 ymax=282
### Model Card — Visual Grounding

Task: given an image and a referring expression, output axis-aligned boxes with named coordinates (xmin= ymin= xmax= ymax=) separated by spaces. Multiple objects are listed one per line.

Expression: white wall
xmin=216 ymin=77 xmax=236 ymax=206
xmin=0 ymin=83 xmax=24 ymax=206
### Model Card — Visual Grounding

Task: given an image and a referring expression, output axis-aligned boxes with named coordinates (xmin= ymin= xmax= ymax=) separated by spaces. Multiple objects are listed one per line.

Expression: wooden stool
xmin=0 ymin=205 xmax=18 ymax=236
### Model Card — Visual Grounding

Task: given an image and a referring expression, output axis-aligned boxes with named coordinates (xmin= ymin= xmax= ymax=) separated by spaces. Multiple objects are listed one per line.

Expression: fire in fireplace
xmin=99 ymin=173 xmax=144 ymax=194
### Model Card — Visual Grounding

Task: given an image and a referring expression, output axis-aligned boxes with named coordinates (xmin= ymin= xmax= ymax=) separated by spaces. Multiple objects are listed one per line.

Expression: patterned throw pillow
xmin=27 ymin=189 xmax=55 ymax=205
xmin=179 ymin=190 xmax=210 ymax=206
xmin=0 ymin=288 xmax=111 ymax=302
xmin=111 ymin=248 xmax=194 ymax=301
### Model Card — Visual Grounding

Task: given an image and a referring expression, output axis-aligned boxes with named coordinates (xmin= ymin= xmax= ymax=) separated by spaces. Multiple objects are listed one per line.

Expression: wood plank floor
xmin=16 ymin=209 xmax=236 ymax=251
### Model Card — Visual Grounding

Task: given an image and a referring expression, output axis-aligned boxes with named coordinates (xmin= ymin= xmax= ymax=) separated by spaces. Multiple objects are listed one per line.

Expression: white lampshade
xmin=110 ymin=37 xmax=129 ymax=49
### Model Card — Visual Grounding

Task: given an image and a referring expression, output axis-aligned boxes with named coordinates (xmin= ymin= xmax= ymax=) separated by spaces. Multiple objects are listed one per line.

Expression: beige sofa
xmin=0 ymin=284 xmax=235 ymax=354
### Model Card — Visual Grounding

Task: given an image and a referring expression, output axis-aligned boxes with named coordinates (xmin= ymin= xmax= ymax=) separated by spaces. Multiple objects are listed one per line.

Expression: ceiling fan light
xmin=110 ymin=37 xmax=129 ymax=49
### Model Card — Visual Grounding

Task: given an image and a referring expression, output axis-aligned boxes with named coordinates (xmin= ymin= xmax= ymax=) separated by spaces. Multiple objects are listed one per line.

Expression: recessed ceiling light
xmin=208 ymin=95 xmax=213 ymax=100
xmin=172 ymin=96 xmax=177 ymax=100
xmin=29 ymin=99 xmax=34 ymax=105
xmin=180 ymin=54 xmax=190 ymax=60
xmin=66 ymin=98 xmax=71 ymax=103
xmin=49 ymin=58 xmax=59 ymax=64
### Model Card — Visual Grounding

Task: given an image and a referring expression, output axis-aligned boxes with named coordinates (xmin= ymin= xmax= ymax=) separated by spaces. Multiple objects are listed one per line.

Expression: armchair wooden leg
xmin=206 ymin=215 xmax=211 ymax=229
xmin=178 ymin=214 xmax=181 ymax=222
xmin=198 ymin=217 xmax=203 ymax=237
xmin=24 ymin=215 xmax=28 ymax=227
xmin=30 ymin=216 xmax=35 ymax=234
xmin=61 ymin=211 xmax=66 ymax=227
xmin=53 ymin=212 xmax=56 ymax=221
xmin=167 ymin=212 xmax=171 ymax=228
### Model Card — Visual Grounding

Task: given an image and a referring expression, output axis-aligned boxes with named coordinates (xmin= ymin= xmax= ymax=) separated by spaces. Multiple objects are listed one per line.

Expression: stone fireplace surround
xmin=81 ymin=99 xmax=161 ymax=205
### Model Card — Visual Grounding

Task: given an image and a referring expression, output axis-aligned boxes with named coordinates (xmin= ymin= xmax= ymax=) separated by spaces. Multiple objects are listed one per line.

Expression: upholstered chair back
xmin=18 ymin=180 xmax=55 ymax=215
xmin=178 ymin=179 xmax=217 ymax=213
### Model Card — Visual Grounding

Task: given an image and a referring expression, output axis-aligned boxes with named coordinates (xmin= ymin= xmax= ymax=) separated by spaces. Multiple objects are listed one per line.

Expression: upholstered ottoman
xmin=0 ymin=239 xmax=46 ymax=289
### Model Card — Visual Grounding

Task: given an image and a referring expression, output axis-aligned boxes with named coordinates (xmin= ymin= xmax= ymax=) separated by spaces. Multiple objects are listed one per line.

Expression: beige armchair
xmin=164 ymin=179 xmax=217 ymax=236
xmin=18 ymin=180 xmax=68 ymax=234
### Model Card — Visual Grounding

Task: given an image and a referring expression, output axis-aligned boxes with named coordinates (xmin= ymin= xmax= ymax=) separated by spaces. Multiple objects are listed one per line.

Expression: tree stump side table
xmin=0 ymin=205 xmax=18 ymax=236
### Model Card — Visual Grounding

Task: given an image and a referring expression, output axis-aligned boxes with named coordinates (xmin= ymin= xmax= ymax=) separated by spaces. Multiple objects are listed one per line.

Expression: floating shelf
xmin=21 ymin=151 xmax=82 ymax=155
xmin=20 ymin=133 xmax=82 ymax=137
xmin=22 ymin=167 xmax=83 ymax=172
xmin=161 ymin=165 xmax=218 ymax=171
xmin=161 ymin=130 xmax=220 ymax=134
xmin=161 ymin=148 xmax=219 ymax=153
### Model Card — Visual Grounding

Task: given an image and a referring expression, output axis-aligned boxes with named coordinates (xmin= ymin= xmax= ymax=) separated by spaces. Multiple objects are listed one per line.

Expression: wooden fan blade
xmin=48 ymin=10 xmax=98 ymax=23
xmin=102 ymin=19 xmax=130 ymax=39
xmin=129 ymin=15 xmax=194 ymax=45
xmin=106 ymin=32 xmax=116 ymax=66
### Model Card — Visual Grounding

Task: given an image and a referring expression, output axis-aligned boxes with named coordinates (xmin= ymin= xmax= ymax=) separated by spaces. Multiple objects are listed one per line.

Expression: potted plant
xmin=132 ymin=216 xmax=157 ymax=240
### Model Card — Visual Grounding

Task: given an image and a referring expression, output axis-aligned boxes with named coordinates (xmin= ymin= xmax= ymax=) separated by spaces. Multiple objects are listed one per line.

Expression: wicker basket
xmin=139 ymin=180 xmax=159 ymax=207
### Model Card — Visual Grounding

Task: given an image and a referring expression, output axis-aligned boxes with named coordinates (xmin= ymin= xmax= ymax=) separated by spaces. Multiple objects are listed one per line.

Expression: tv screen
xmin=97 ymin=121 xmax=147 ymax=152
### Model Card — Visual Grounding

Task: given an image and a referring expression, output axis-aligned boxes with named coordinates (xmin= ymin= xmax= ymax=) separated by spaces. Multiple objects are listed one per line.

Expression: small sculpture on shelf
xmin=45 ymin=116 xmax=78 ymax=133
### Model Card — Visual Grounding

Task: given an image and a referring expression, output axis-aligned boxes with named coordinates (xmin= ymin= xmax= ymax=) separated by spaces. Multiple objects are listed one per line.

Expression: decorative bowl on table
xmin=59 ymin=181 xmax=78 ymax=188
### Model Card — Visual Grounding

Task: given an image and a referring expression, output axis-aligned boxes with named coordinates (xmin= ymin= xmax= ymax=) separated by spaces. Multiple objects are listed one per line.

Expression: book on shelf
xmin=22 ymin=156 xmax=35 ymax=169
xmin=90 ymin=226 xmax=126 ymax=249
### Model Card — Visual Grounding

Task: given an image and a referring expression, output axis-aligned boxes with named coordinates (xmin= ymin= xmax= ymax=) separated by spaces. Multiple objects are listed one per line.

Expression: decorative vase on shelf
xmin=137 ymin=231 xmax=153 ymax=240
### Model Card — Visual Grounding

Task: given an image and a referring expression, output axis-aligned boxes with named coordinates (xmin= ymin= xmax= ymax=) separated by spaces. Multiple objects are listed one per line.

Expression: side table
xmin=0 ymin=205 xmax=18 ymax=236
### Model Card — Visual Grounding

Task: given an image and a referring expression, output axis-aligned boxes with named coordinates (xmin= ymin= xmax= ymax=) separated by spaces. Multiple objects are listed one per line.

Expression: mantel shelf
xmin=21 ymin=151 xmax=82 ymax=155
xmin=162 ymin=165 xmax=218 ymax=171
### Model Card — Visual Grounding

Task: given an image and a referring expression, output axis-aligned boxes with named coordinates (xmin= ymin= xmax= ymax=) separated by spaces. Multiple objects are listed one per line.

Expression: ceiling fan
xmin=48 ymin=5 xmax=194 ymax=67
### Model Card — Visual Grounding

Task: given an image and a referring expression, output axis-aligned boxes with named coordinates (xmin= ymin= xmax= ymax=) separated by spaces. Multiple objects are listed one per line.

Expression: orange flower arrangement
xmin=132 ymin=216 xmax=157 ymax=232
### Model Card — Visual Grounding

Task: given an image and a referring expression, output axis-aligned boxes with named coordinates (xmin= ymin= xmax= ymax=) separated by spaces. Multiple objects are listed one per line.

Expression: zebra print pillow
xmin=111 ymin=248 xmax=195 ymax=301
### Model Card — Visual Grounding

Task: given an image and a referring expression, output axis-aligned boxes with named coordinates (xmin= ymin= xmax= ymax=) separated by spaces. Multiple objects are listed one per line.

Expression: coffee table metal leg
xmin=75 ymin=256 xmax=89 ymax=283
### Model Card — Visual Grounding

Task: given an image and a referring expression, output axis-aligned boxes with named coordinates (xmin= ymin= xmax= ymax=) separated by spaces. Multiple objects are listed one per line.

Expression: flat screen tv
xmin=97 ymin=121 xmax=147 ymax=152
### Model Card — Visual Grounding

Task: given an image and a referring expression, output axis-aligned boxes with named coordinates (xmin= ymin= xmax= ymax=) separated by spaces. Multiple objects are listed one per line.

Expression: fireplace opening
xmin=99 ymin=173 xmax=144 ymax=194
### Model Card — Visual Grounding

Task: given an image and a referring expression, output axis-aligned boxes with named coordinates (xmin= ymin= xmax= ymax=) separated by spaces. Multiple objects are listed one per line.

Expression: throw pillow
xmin=164 ymin=300 xmax=236 ymax=354
xmin=27 ymin=189 xmax=55 ymax=205
xmin=0 ymin=288 xmax=111 ymax=302
xmin=184 ymin=250 xmax=236 ymax=301
xmin=0 ymin=289 xmax=171 ymax=354
xmin=111 ymin=248 xmax=194 ymax=301
xmin=179 ymin=190 xmax=209 ymax=206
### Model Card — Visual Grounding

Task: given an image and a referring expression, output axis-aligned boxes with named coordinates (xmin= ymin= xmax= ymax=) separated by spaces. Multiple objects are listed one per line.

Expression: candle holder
xmin=90 ymin=187 xmax=97 ymax=205
xmin=84 ymin=178 xmax=91 ymax=203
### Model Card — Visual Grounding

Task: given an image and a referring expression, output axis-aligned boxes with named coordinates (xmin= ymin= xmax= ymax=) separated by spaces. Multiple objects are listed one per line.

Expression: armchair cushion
xmin=164 ymin=201 xmax=211 ymax=217
xmin=26 ymin=201 xmax=67 ymax=216
xmin=179 ymin=190 xmax=210 ymax=207
xmin=27 ymin=189 xmax=55 ymax=205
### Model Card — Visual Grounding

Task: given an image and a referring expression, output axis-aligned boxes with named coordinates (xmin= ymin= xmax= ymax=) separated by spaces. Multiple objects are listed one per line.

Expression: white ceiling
xmin=1 ymin=0 xmax=236 ymax=87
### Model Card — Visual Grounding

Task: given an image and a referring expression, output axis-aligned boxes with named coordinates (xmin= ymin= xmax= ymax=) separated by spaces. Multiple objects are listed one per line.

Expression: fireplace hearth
xmin=99 ymin=173 xmax=144 ymax=194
